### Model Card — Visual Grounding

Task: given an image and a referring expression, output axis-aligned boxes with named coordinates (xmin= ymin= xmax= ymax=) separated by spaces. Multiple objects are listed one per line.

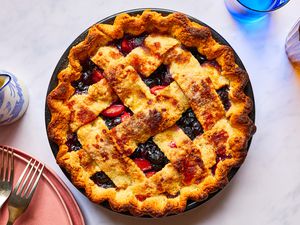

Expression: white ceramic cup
xmin=0 ymin=70 xmax=29 ymax=126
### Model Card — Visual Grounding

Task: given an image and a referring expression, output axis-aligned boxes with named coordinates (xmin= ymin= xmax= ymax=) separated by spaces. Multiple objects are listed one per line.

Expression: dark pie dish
xmin=45 ymin=8 xmax=256 ymax=217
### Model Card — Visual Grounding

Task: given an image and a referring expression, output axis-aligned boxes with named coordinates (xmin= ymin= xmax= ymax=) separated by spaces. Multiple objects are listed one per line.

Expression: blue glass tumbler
xmin=225 ymin=0 xmax=290 ymax=22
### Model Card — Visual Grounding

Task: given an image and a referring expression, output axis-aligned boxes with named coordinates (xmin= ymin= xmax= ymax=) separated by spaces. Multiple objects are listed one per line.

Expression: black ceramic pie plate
xmin=45 ymin=8 xmax=255 ymax=217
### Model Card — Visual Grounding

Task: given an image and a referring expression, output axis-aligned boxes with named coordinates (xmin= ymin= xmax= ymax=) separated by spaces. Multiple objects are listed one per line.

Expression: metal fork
xmin=0 ymin=146 xmax=14 ymax=209
xmin=6 ymin=159 xmax=44 ymax=225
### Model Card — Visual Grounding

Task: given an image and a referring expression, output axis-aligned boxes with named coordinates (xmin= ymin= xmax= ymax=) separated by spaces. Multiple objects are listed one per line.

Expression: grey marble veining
xmin=0 ymin=0 xmax=300 ymax=224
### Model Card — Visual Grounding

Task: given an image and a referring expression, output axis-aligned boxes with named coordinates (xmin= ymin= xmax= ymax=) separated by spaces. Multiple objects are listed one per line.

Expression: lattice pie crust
xmin=47 ymin=10 xmax=255 ymax=217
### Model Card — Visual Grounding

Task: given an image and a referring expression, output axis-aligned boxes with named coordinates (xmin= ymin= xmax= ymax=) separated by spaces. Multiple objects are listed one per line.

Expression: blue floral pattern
xmin=0 ymin=72 xmax=26 ymax=126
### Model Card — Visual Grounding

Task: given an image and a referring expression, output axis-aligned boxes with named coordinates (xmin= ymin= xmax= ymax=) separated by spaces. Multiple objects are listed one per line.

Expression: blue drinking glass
xmin=225 ymin=0 xmax=291 ymax=22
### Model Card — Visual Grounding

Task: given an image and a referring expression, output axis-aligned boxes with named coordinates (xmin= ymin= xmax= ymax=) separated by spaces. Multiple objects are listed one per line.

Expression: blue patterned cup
xmin=0 ymin=71 xmax=29 ymax=126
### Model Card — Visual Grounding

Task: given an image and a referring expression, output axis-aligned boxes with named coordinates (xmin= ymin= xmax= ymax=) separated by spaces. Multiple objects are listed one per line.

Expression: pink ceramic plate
xmin=0 ymin=145 xmax=85 ymax=225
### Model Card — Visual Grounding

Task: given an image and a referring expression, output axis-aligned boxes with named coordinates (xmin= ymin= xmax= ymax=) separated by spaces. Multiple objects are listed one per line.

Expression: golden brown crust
xmin=47 ymin=10 xmax=256 ymax=217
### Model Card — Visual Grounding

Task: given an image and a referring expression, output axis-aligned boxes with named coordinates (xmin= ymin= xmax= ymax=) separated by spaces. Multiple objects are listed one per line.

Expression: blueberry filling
xmin=130 ymin=138 xmax=169 ymax=175
xmin=217 ymin=85 xmax=231 ymax=111
xmin=176 ymin=108 xmax=203 ymax=140
xmin=100 ymin=102 xmax=132 ymax=130
xmin=71 ymin=60 xmax=103 ymax=94
xmin=90 ymin=171 xmax=116 ymax=188
xmin=142 ymin=65 xmax=173 ymax=88
xmin=188 ymin=47 xmax=207 ymax=64
xmin=113 ymin=33 xmax=148 ymax=55
xmin=102 ymin=116 xmax=122 ymax=129
xmin=66 ymin=133 xmax=82 ymax=151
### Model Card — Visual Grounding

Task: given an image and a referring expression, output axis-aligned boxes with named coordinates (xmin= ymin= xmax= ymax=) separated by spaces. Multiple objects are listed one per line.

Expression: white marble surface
xmin=1 ymin=0 xmax=300 ymax=224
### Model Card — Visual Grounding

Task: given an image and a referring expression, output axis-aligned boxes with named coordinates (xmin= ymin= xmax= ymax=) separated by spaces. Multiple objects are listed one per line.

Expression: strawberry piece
xmin=101 ymin=104 xmax=125 ymax=117
xmin=133 ymin=158 xmax=152 ymax=172
xmin=121 ymin=112 xmax=131 ymax=122
xmin=145 ymin=171 xmax=156 ymax=178
xmin=121 ymin=38 xmax=133 ymax=54
xmin=92 ymin=69 xmax=104 ymax=83
xmin=150 ymin=85 xmax=167 ymax=95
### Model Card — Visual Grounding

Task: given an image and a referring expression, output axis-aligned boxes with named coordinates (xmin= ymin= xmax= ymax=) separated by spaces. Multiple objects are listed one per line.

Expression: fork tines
xmin=13 ymin=159 xmax=44 ymax=199
xmin=0 ymin=146 xmax=14 ymax=182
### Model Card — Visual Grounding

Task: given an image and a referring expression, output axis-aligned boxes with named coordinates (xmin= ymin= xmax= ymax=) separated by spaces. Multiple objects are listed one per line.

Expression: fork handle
xmin=6 ymin=206 xmax=21 ymax=225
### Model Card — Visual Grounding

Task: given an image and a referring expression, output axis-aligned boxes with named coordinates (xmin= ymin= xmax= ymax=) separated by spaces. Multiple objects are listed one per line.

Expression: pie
xmin=47 ymin=10 xmax=256 ymax=217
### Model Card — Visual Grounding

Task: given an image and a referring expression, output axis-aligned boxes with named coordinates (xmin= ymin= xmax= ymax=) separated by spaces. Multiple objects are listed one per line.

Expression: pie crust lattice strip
xmin=47 ymin=10 xmax=256 ymax=217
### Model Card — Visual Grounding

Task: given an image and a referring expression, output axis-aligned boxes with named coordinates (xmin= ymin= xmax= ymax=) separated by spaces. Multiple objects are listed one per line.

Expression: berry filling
xmin=103 ymin=116 xmax=122 ymax=129
xmin=211 ymin=147 xmax=232 ymax=175
xmin=71 ymin=60 xmax=104 ymax=94
xmin=100 ymin=102 xmax=132 ymax=130
xmin=133 ymin=158 xmax=152 ymax=172
xmin=142 ymin=64 xmax=173 ymax=88
xmin=150 ymin=85 xmax=167 ymax=95
xmin=66 ymin=133 xmax=82 ymax=151
xmin=91 ymin=69 xmax=104 ymax=83
xmin=121 ymin=112 xmax=131 ymax=122
xmin=130 ymin=138 xmax=169 ymax=176
xmin=188 ymin=47 xmax=207 ymax=64
xmin=176 ymin=108 xmax=204 ymax=140
xmin=101 ymin=104 xmax=125 ymax=118
xmin=90 ymin=171 xmax=116 ymax=188
xmin=217 ymin=85 xmax=231 ymax=111
xmin=114 ymin=34 xmax=148 ymax=55
xmin=145 ymin=171 xmax=156 ymax=178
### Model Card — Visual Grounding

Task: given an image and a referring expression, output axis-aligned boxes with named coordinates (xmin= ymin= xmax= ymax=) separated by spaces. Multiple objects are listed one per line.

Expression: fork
xmin=6 ymin=159 xmax=44 ymax=225
xmin=0 ymin=146 xmax=14 ymax=209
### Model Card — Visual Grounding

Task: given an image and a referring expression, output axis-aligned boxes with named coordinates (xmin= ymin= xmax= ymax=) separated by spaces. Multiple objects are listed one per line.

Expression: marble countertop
xmin=1 ymin=0 xmax=300 ymax=224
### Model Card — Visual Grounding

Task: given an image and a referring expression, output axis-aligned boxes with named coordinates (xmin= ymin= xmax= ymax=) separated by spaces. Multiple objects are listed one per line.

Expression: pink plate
xmin=0 ymin=145 xmax=85 ymax=225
